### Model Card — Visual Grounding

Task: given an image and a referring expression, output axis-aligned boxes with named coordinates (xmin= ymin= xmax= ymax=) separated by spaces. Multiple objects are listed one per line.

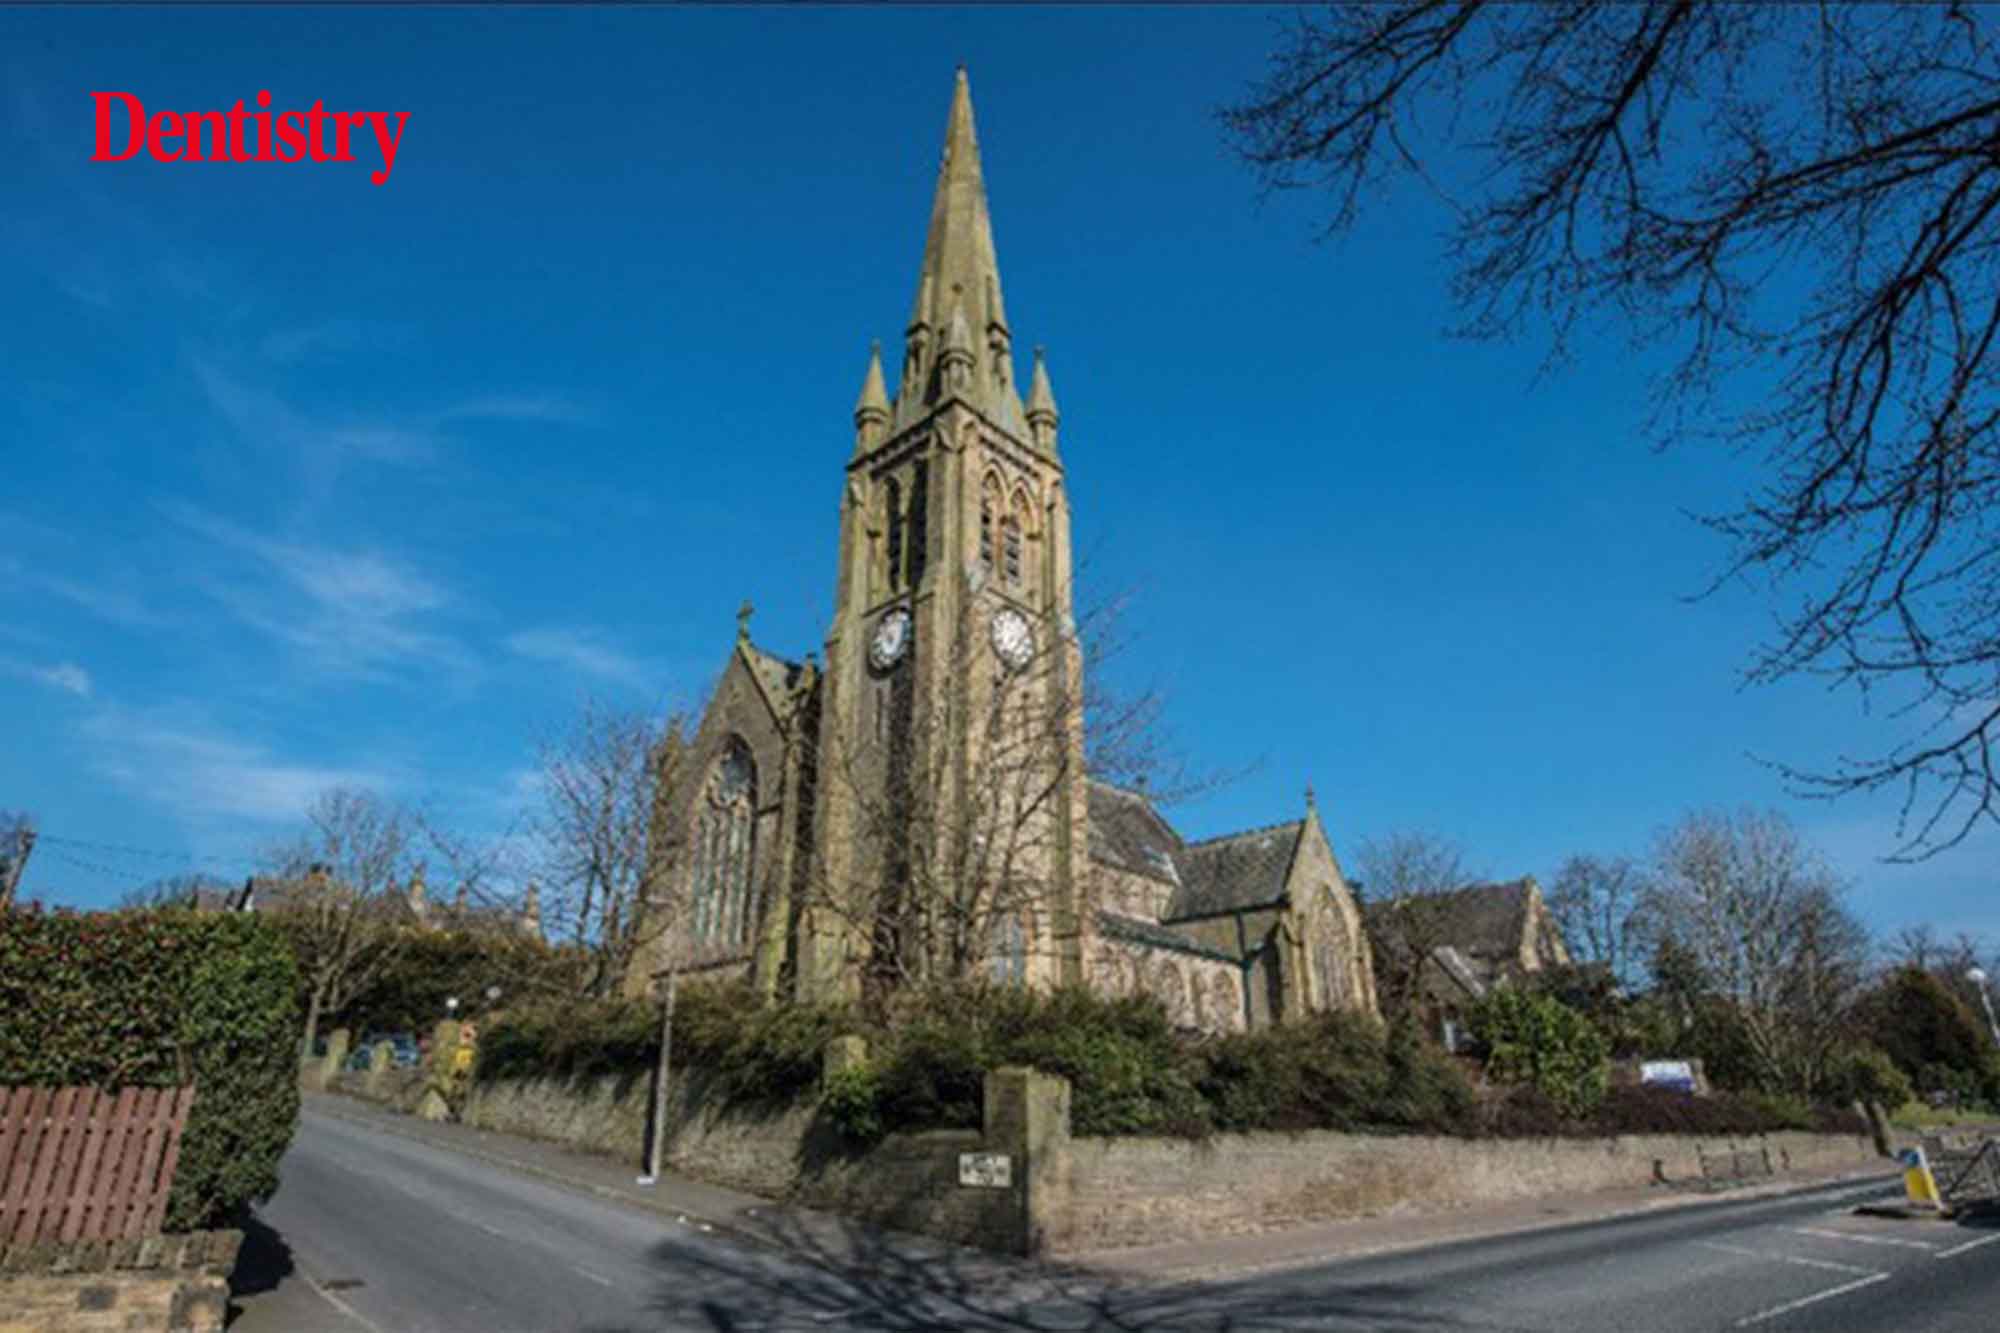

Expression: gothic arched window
xmin=978 ymin=476 xmax=1002 ymax=575
xmin=1002 ymin=494 xmax=1025 ymax=585
xmin=1215 ymin=972 xmax=1241 ymax=1031
xmin=1314 ymin=905 xmax=1348 ymax=1011
xmin=1156 ymin=961 xmax=1189 ymax=1026
xmin=689 ymin=738 xmax=756 ymax=949
xmin=884 ymin=479 xmax=905 ymax=591
xmin=988 ymin=910 xmax=1027 ymax=985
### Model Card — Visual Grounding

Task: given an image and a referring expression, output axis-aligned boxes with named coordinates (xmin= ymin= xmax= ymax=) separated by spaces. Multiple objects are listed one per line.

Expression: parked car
xmin=348 ymin=1032 xmax=423 ymax=1070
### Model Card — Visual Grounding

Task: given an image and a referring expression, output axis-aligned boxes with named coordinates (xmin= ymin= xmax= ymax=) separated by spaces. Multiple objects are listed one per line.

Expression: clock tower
xmin=800 ymin=69 xmax=1089 ymax=1001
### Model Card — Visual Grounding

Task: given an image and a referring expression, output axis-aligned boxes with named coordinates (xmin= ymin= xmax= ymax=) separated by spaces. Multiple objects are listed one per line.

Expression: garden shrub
xmin=1825 ymin=1044 xmax=1914 ymax=1111
xmin=477 ymin=979 xmax=851 ymax=1109
xmin=820 ymin=1064 xmax=884 ymax=1143
xmin=0 ymin=906 xmax=301 ymax=1230
xmin=1471 ymin=988 xmax=1610 ymax=1117
xmin=473 ymin=976 xmax=1867 ymax=1144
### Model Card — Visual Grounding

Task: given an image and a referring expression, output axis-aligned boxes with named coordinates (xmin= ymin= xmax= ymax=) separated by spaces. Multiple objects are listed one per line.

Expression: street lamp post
xmin=637 ymin=964 xmax=679 ymax=1187
xmin=1968 ymin=968 xmax=2000 ymax=1047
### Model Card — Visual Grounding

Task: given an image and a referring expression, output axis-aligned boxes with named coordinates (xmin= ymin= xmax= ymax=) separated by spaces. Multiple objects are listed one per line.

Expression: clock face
xmin=990 ymin=607 xmax=1035 ymax=670
xmin=869 ymin=607 xmax=912 ymax=671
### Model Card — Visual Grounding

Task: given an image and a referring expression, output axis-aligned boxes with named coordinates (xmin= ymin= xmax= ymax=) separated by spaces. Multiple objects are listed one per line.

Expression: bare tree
xmin=1885 ymin=923 xmax=1995 ymax=1023
xmin=0 ymin=810 xmax=35 ymax=911
xmin=117 ymin=873 xmax=244 ymax=912
xmin=810 ymin=600 xmax=1085 ymax=1000
xmin=1223 ymin=4 xmax=2000 ymax=856
xmin=1351 ymin=830 xmax=1471 ymax=1023
xmin=530 ymin=698 xmax=691 ymax=999
xmin=1548 ymin=854 xmax=1649 ymax=989
xmin=802 ymin=583 xmax=1221 ymax=1005
xmin=265 ymin=788 xmax=418 ymax=1058
xmin=1644 ymin=808 xmax=1871 ymax=1098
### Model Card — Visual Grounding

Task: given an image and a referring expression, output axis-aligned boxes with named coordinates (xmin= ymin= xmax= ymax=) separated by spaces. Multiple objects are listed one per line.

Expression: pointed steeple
xmin=911 ymin=67 xmax=1007 ymax=336
xmin=897 ymin=68 xmax=1026 ymax=431
xmin=853 ymin=341 xmax=891 ymax=451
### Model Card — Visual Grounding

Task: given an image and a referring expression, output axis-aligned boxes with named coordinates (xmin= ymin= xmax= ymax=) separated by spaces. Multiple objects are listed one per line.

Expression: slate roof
xmin=1420 ymin=879 xmax=1538 ymax=961
xmin=1164 ymin=820 xmax=1303 ymax=921
xmin=1096 ymin=911 xmax=1243 ymax=964
xmin=1085 ymin=779 xmax=1183 ymax=886
xmin=1431 ymin=945 xmax=1488 ymax=1000
xmin=742 ymin=641 xmax=812 ymax=715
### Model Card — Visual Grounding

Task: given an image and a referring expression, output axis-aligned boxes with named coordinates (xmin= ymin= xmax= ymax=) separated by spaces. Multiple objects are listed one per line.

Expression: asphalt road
xmin=244 ymin=1107 xmax=2000 ymax=1332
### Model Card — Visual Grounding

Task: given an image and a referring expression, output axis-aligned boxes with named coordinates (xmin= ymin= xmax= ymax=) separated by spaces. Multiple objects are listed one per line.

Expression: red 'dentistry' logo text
xmin=91 ymin=91 xmax=410 ymax=186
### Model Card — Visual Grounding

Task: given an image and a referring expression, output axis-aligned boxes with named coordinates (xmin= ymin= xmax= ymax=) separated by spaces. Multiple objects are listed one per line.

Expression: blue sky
xmin=3 ymin=6 xmax=1991 ymax=943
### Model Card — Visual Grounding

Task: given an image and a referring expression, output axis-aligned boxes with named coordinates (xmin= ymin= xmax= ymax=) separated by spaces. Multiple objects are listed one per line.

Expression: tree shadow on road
xmin=226 ymin=1213 xmax=295 ymax=1327
xmin=581 ymin=1206 xmax=1468 ymax=1332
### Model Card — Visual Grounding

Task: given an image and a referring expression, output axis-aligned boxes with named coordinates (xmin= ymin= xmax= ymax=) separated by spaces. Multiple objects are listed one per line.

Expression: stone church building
xmin=627 ymin=71 xmax=1377 ymax=1032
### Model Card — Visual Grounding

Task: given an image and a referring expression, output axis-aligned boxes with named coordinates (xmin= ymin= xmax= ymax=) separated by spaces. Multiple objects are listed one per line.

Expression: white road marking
xmin=1735 ymin=1272 xmax=1892 ymax=1326
xmin=1789 ymin=1226 xmax=1937 ymax=1251
xmin=1694 ymin=1240 xmax=1878 ymax=1276
xmin=574 ymin=1266 xmax=614 ymax=1287
xmin=474 ymin=1220 xmax=508 ymax=1237
xmin=1937 ymin=1231 xmax=2000 ymax=1259
xmin=297 ymin=1267 xmax=392 ymax=1333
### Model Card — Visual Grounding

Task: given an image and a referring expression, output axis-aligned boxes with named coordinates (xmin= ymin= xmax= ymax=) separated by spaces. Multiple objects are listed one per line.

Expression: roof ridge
xmin=1095 ymin=911 xmax=1242 ymax=964
xmin=1181 ymin=817 xmax=1303 ymax=850
xmin=743 ymin=638 xmax=802 ymax=670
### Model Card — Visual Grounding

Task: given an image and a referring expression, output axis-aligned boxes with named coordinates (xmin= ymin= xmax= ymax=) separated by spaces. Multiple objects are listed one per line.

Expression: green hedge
xmin=478 ymin=981 xmax=847 ymax=1110
xmin=474 ymin=982 xmax=1871 ymax=1145
xmin=479 ymin=981 xmax=1475 ymax=1141
xmin=0 ymin=907 xmax=302 ymax=1230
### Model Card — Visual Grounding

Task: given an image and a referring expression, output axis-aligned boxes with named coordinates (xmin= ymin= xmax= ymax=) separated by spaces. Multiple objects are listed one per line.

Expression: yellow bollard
xmin=1898 ymin=1146 xmax=1944 ymax=1210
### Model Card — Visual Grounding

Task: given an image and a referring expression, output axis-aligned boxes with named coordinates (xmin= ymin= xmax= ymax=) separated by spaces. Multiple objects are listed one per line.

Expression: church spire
xmin=897 ymin=68 xmax=1025 ymax=431
xmin=911 ymin=67 xmax=1006 ymax=335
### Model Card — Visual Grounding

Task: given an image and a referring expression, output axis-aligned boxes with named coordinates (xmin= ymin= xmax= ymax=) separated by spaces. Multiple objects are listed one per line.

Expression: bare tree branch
xmin=1224 ymin=3 xmax=2000 ymax=856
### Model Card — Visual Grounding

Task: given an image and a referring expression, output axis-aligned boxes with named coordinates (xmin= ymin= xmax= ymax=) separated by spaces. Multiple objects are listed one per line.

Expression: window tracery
xmin=988 ymin=910 xmax=1027 ymax=985
xmin=689 ymin=737 xmax=756 ymax=950
xmin=1002 ymin=494 xmax=1024 ymax=585
xmin=884 ymin=479 xmax=905 ymax=591
xmin=979 ymin=476 xmax=1002 ymax=575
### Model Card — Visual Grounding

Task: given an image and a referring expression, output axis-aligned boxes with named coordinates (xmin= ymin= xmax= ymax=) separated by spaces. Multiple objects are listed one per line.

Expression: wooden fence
xmin=0 ymin=1085 xmax=196 ymax=1244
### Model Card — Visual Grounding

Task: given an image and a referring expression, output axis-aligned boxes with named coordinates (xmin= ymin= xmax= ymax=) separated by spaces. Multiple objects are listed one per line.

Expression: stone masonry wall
xmin=1052 ymin=1127 xmax=1881 ymax=1252
xmin=439 ymin=1067 xmax=1883 ymax=1259
xmin=461 ymin=1069 xmax=1037 ymax=1254
xmin=0 ymin=1230 xmax=239 ymax=1333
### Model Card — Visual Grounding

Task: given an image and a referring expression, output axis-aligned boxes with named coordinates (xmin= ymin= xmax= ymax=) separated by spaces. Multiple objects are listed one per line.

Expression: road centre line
xmin=1788 ymin=1226 xmax=1937 ymax=1251
xmin=1735 ymin=1272 xmax=1892 ymax=1327
xmin=574 ymin=1266 xmax=613 ymax=1286
xmin=1694 ymin=1240 xmax=1879 ymax=1276
xmin=1937 ymin=1231 xmax=2000 ymax=1259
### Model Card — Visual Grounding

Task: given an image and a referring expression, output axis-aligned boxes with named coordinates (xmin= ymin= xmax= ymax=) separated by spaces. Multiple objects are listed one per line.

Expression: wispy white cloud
xmin=190 ymin=356 xmax=591 ymax=511
xmin=1 ymin=556 xmax=170 ymax=629
xmin=505 ymin=626 xmax=654 ymax=690
xmin=192 ymin=358 xmax=437 ymax=466
xmin=82 ymin=708 xmax=390 ymax=824
xmin=162 ymin=501 xmax=471 ymax=683
xmin=32 ymin=662 xmax=92 ymax=697
xmin=1 ymin=657 xmax=92 ymax=698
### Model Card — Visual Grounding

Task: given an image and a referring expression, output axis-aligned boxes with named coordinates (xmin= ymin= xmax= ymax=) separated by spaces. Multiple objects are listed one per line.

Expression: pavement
xmin=232 ymin=1093 xmax=2000 ymax=1331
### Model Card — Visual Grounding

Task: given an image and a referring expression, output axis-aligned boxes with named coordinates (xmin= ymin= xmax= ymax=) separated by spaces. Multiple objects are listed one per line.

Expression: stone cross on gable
xmin=736 ymin=599 xmax=754 ymax=642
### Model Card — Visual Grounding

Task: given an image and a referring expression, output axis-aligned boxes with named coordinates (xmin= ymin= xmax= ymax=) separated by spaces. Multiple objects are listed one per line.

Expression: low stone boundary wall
xmin=377 ymin=1061 xmax=1886 ymax=1259
xmin=1054 ymin=1127 xmax=1880 ymax=1252
xmin=460 ymin=1068 xmax=1043 ymax=1255
xmin=0 ymin=1229 xmax=239 ymax=1332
